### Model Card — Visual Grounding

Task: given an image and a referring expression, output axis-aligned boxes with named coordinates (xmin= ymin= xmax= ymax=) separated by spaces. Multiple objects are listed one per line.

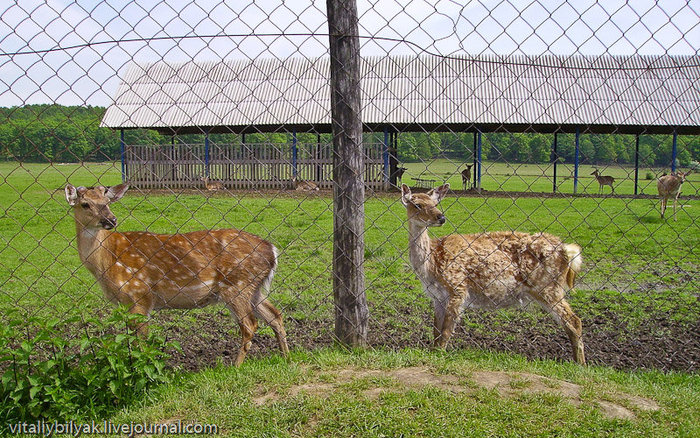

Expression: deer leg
xmin=660 ymin=197 xmax=667 ymax=218
xmin=537 ymin=290 xmax=585 ymax=364
xmin=223 ymin=287 xmax=259 ymax=366
xmin=435 ymin=295 xmax=464 ymax=349
xmin=673 ymin=192 xmax=681 ymax=221
xmin=431 ymin=297 xmax=447 ymax=346
xmin=125 ymin=291 xmax=153 ymax=337
xmin=254 ymin=298 xmax=290 ymax=358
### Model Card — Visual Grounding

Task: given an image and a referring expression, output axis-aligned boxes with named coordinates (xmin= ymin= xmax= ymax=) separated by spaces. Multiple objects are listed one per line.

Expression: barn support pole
xmin=316 ymin=132 xmax=322 ymax=183
xmin=388 ymin=129 xmax=398 ymax=188
xmin=204 ymin=130 xmax=210 ymax=178
xmin=552 ymin=132 xmax=558 ymax=193
xmin=671 ymin=130 xmax=678 ymax=172
xmin=383 ymin=126 xmax=390 ymax=187
xmin=476 ymin=129 xmax=482 ymax=192
xmin=472 ymin=131 xmax=477 ymax=188
xmin=292 ymin=129 xmax=298 ymax=179
xmin=574 ymin=129 xmax=580 ymax=194
xmin=327 ymin=0 xmax=368 ymax=347
xmin=170 ymin=135 xmax=176 ymax=186
xmin=120 ymin=129 xmax=126 ymax=183
xmin=634 ymin=134 xmax=640 ymax=195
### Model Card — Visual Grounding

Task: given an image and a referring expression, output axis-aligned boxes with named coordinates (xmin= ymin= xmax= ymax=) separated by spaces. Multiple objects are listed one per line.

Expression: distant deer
xmin=394 ymin=166 xmax=407 ymax=183
xmin=292 ymin=176 xmax=319 ymax=191
xmin=657 ymin=171 xmax=691 ymax=220
xmin=401 ymin=183 xmax=585 ymax=364
xmin=64 ymin=184 xmax=289 ymax=366
xmin=590 ymin=169 xmax=615 ymax=194
xmin=461 ymin=164 xmax=473 ymax=191
xmin=200 ymin=176 xmax=224 ymax=191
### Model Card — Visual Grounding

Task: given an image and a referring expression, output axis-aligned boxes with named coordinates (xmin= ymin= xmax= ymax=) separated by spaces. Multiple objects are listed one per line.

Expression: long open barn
xmin=101 ymin=54 xmax=700 ymax=190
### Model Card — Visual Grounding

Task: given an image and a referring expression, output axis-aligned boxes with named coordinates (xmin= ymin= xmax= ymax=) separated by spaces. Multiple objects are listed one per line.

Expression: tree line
xmin=1 ymin=105 xmax=698 ymax=168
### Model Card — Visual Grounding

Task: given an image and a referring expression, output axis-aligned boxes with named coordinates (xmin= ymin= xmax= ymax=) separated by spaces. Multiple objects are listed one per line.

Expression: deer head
xmin=65 ymin=184 xmax=129 ymax=230
xmin=400 ymin=183 xmax=449 ymax=227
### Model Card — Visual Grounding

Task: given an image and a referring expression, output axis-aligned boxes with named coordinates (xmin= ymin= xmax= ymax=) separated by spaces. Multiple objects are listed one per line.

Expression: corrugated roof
xmin=101 ymin=54 xmax=700 ymax=134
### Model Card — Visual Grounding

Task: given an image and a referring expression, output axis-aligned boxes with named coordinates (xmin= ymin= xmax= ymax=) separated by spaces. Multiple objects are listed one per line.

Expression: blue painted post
xmin=477 ymin=129 xmax=482 ymax=191
xmin=552 ymin=133 xmax=558 ymax=193
xmin=574 ymin=129 xmax=580 ymax=194
xmin=120 ymin=129 xmax=125 ymax=183
xmin=204 ymin=131 xmax=210 ymax=178
xmin=472 ymin=131 xmax=477 ymax=189
xmin=383 ymin=127 xmax=389 ymax=184
xmin=292 ymin=130 xmax=298 ymax=179
xmin=634 ymin=134 xmax=640 ymax=195
xmin=671 ymin=130 xmax=678 ymax=173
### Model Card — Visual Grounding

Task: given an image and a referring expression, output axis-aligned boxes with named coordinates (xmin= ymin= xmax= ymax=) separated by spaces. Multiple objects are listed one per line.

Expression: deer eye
xmin=414 ymin=203 xmax=423 ymax=210
xmin=81 ymin=203 xmax=90 ymax=209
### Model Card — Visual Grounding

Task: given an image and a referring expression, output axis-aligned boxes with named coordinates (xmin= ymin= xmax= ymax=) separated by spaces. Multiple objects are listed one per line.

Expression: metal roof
xmin=101 ymin=54 xmax=700 ymax=135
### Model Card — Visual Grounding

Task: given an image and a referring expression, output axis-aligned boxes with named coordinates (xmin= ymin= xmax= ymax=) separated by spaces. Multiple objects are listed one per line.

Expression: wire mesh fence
xmin=1 ymin=0 xmax=698 ymax=381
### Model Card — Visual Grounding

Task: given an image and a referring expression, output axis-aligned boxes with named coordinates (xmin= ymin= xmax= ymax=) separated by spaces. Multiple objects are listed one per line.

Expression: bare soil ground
xmin=249 ymin=365 xmax=660 ymax=420
xmin=157 ymin=303 xmax=699 ymax=373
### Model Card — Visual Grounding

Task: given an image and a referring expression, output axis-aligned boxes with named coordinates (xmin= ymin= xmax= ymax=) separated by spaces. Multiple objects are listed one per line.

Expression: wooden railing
xmin=124 ymin=142 xmax=390 ymax=190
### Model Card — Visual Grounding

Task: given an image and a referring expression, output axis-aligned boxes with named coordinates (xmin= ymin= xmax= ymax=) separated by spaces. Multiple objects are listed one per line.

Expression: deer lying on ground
xmin=590 ymin=169 xmax=615 ymax=194
xmin=65 ymin=184 xmax=289 ymax=366
xmin=292 ymin=176 xmax=319 ymax=191
xmin=461 ymin=165 xmax=473 ymax=191
xmin=200 ymin=176 xmax=224 ymax=191
xmin=657 ymin=171 xmax=691 ymax=221
xmin=401 ymin=183 xmax=585 ymax=364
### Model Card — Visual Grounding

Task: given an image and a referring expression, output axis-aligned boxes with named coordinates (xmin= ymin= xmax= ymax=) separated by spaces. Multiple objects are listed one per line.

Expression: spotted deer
xmin=201 ymin=176 xmax=224 ymax=191
xmin=461 ymin=165 xmax=473 ymax=191
xmin=401 ymin=184 xmax=585 ymax=364
xmin=657 ymin=170 xmax=691 ymax=220
xmin=590 ymin=169 xmax=615 ymax=194
xmin=65 ymin=184 xmax=289 ymax=366
xmin=292 ymin=176 xmax=319 ymax=191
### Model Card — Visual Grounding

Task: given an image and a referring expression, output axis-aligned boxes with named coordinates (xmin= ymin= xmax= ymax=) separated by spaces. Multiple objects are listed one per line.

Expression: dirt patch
xmin=252 ymin=366 xmax=659 ymax=420
xmin=154 ymin=302 xmax=699 ymax=374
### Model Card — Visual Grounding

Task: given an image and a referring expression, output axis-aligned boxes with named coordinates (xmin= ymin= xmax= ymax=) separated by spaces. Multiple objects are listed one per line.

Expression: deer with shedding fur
xmin=401 ymin=183 xmax=585 ymax=364
xmin=65 ymin=183 xmax=289 ymax=366
xmin=590 ymin=169 xmax=615 ymax=194
xmin=657 ymin=170 xmax=691 ymax=220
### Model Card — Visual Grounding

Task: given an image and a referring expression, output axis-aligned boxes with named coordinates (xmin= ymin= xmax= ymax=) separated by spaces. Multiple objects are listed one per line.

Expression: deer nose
xmin=437 ymin=214 xmax=446 ymax=225
xmin=100 ymin=217 xmax=117 ymax=229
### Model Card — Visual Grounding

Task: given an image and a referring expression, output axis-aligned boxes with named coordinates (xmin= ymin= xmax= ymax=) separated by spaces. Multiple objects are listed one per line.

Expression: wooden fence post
xmin=327 ymin=0 xmax=368 ymax=347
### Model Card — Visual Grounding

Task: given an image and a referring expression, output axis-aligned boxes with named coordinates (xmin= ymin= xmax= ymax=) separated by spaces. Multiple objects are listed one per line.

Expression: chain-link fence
xmin=1 ymin=0 xmax=698 ymax=376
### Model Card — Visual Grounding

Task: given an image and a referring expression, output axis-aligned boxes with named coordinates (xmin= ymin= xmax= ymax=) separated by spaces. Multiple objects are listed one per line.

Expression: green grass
xmin=0 ymin=161 xmax=697 ymax=324
xmin=106 ymin=348 xmax=699 ymax=437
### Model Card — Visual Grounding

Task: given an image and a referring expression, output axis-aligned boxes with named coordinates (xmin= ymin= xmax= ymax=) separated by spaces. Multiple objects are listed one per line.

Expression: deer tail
xmin=564 ymin=243 xmax=583 ymax=289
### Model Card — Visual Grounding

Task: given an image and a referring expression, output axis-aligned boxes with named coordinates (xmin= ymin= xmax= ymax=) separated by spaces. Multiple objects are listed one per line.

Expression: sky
xmin=1 ymin=0 xmax=698 ymax=107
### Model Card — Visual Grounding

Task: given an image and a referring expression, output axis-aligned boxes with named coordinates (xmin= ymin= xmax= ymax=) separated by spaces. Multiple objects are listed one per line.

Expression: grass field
xmin=0 ymin=161 xmax=697 ymax=371
xmin=401 ymin=159 xmax=699 ymax=197
xmin=1 ymin=161 xmax=698 ymax=435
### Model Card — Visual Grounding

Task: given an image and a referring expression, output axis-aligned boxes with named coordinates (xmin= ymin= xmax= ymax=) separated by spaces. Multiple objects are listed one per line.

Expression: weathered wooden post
xmin=327 ymin=0 xmax=369 ymax=347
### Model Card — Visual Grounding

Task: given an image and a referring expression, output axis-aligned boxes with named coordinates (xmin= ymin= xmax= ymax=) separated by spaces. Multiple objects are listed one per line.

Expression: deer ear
xmin=105 ymin=184 xmax=129 ymax=202
xmin=400 ymin=184 xmax=412 ymax=206
xmin=65 ymin=184 xmax=79 ymax=206
xmin=428 ymin=184 xmax=450 ymax=203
